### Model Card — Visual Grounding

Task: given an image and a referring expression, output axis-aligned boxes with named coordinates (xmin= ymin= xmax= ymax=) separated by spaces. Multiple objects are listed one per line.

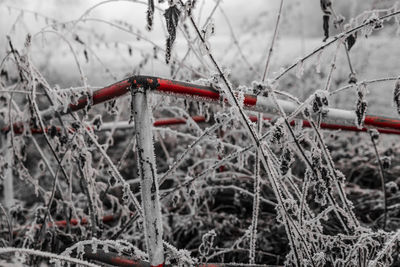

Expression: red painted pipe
xmin=152 ymin=115 xmax=206 ymax=127
xmin=83 ymin=249 xmax=151 ymax=267
xmin=67 ymin=75 xmax=400 ymax=134
xmin=68 ymin=79 xmax=132 ymax=112
xmin=50 ymin=214 xmax=115 ymax=227
xmin=2 ymin=116 xmax=207 ymax=135
xmin=83 ymin=249 xmax=249 ymax=267
xmin=6 ymin=115 xmax=400 ymax=136
xmin=12 ymin=215 xmax=117 ymax=237
xmin=247 ymin=116 xmax=400 ymax=135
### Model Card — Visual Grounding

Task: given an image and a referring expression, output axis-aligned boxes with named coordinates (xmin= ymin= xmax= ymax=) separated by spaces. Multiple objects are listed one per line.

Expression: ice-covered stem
xmin=6 ymin=35 xmax=71 ymax=208
xmin=0 ymin=202 xmax=12 ymax=244
xmin=369 ymin=129 xmax=387 ymax=230
xmin=0 ymin=247 xmax=100 ymax=267
xmin=147 ymin=0 xmax=155 ymax=31
xmin=248 ymin=149 xmax=260 ymax=264
xmin=249 ymin=1 xmax=284 ymax=262
xmin=261 ymin=0 xmax=284 ymax=82
xmin=1 ymin=134 xmax=14 ymax=209
xmin=322 ymin=43 xmax=340 ymax=92
xmin=30 ymin=135 xmax=71 ymax=237
xmin=159 ymin=121 xmax=224 ymax=186
xmin=181 ymin=0 xmax=263 ymax=164
xmin=218 ymin=4 xmax=256 ymax=73
xmin=132 ymin=88 xmax=164 ymax=266
xmin=183 ymin=3 xmax=315 ymax=263
xmin=73 ymin=18 xmax=205 ymax=77
xmin=272 ymin=9 xmax=400 ymax=82
xmin=331 ymin=76 xmax=400 ymax=95
xmin=172 ymin=0 xmax=221 ymax=78
xmin=368 ymin=230 xmax=400 ymax=266
xmin=74 ymin=115 xmax=144 ymax=216
xmin=263 ymin=84 xmax=356 ymax=231
xmin=307 ymin=119 xmax=359 ymax=228
xmin=328 ymin=4 xmax=356 ymax=78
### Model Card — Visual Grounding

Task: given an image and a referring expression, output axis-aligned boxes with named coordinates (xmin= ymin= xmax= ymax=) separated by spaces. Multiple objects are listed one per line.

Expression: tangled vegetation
xmin=0 ymin=0 xmax=400 ymax=266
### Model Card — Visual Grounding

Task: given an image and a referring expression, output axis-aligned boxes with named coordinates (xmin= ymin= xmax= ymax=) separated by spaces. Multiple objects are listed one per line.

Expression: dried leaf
xmin=0 ymin=69 xmax=9 ymax=81
xmin=346 ymin=33 xmax=357 ymax=51
xmin=24 ymin=34 xmax=31 ymax=49
xmin=394 ymin=79 xmax=400 ymax=115
xmin=323 ymin=15 xmax=330 ymax=42
xmin=74 ymin=34 xmax=85 ymax=45
xmin=147 ymin=0 xmax=155 ymax=31
xmin=320 ymin=0 xmax=332 ymax=15
xmin=164 ymin=5 xmax=180 ymax=64
xmin=202 ymin=19 xmax=215 ymax=40
xmin=349 ymin=73 xmax=357 ymax=84
xmin=355 ymin=84 xmax=368 ymax=128
xmin=355 ymin=99 xmax=367 ymax=128
xmin=369 ymin=128 xmax=379 ymax=141
xmin=333 ymin=14 xmax=345 ymax=28
xmin=84 ymin=49 xmax=89 ymax=63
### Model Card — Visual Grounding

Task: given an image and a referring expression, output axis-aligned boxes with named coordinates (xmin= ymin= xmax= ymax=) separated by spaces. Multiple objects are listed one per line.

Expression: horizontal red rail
xmin=2 ymin=76 xmax=400 ymax=135
xmin=83 ymin=249 xmax=225 ymax=267
xmin=1 ymin=116 xmax=208 ymax=135
xmin=12 ymin=215 xmax=117 ymax=236
xmin=4 ymin=115 xmax=400 ymax=136
xmin=84 ymin=248 xmax=277 ymax=267
xmin=65 ymin=76 xmax=400 ymax=134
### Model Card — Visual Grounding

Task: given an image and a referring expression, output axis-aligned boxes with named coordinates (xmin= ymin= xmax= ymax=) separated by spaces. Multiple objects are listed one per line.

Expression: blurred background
xmin=0 ymin=0 xmax=399 ymax=115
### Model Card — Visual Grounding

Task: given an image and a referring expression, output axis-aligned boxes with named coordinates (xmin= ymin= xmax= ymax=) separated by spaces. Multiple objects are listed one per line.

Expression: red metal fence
xmin=3 ymin=75 xmax=400 ymax=267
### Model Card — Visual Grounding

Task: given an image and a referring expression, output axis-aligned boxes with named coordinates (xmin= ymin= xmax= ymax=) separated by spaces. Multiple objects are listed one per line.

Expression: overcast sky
xmin=0 ymin=0 xmax=282 ymax=41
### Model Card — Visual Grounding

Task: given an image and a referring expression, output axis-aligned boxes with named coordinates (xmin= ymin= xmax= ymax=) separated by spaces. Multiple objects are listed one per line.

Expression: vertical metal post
xmin=132 ymin=88 xmax=164 ymax=266
xmin=1 ymin=133 xmax=14 ymax=208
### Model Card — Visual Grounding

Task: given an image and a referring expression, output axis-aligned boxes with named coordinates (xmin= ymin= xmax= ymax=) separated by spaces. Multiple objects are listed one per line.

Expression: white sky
xmin=0 ymin=0 xmax=283 ymax=41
